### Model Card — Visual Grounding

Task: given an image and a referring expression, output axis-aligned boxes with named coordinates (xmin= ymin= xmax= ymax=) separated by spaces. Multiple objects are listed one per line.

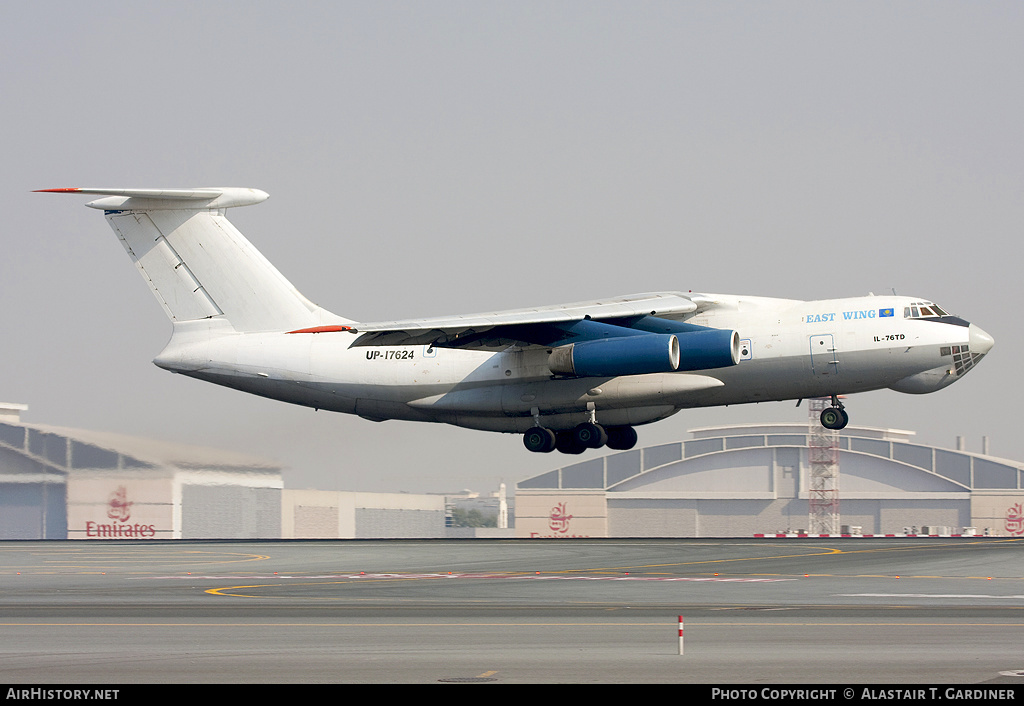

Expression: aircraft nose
xmin=969 ymin=324 xmax=994 ymax=355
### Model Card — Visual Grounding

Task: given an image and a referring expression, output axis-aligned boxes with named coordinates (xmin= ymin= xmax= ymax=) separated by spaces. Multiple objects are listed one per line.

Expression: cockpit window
xmin=905 ymin=301 xmax=949 ymax=319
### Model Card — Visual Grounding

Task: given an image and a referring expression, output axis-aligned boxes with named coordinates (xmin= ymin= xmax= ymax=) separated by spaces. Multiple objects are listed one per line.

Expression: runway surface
xmin=3 ymin=537 xmax=1024 ymax=684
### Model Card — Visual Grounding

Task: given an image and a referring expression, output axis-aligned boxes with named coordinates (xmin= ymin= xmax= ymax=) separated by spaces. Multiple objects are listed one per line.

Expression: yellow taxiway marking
xmin=0 ymin=546 xmax=271 ymax=572
xmin=205 ymin=575 xmax=456 ymax=597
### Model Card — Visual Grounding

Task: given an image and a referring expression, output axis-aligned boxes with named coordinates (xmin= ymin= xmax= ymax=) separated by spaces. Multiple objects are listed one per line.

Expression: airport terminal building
xmin=515 ymin=423 xmax=1024 ymax=538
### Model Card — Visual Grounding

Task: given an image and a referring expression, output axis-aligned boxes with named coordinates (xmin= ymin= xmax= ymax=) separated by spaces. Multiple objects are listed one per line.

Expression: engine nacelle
xmin=548 ymin=329 xmax=740 ymax=377
xmin=549 ymin=334 xmax=680 ymax=377
xmin=675 ymin=329 xmax=740 ymax=371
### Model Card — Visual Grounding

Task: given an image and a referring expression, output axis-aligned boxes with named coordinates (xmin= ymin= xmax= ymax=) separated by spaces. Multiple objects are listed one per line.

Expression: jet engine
xmin=547 ymin=329 xmax=740 ymax=377
xmin=548 ymin=333 xmax=679 ymax=377
xmin=674 ymin=328 xmax=740 ymax=371
xmin=548 ymin=328 xmax=740 ymax=378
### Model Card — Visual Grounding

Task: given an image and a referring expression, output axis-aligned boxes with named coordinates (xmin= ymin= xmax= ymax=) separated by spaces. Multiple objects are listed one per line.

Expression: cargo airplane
xmin=39 ymin=187 xmax=994 ymax=454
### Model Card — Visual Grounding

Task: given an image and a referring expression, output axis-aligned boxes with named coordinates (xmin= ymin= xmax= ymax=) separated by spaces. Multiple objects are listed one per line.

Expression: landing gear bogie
xmin=606 ymin=425 xmax=638 ymax=450
xmin=523 ymin=426 xmax=557 ymax=453
xmin=573 ymin=422 xmax=607 ymax=449
xmin=555 ymin=430 xmax=587 ymax=455
xmin=523 ymin=423 xmax=638 ymax=454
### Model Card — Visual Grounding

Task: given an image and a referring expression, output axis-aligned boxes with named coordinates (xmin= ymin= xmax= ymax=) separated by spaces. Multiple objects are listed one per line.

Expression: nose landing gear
xmin=819 ymin=395 xmax=849 ymax=430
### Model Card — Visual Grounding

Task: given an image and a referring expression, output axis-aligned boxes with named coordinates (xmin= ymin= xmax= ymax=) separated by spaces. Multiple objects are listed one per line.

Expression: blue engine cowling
xmin=548 ymin=329 xmax=738 ymax=377
xmin=675 ymin=328 xmax=740 ymax=371
xmin=548 ymin=334 xmax=679 ymax=377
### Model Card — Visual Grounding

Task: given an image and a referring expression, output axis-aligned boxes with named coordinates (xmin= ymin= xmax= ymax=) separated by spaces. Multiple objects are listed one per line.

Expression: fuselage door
xmin=810 ymin=334 xmax=838 ymax=376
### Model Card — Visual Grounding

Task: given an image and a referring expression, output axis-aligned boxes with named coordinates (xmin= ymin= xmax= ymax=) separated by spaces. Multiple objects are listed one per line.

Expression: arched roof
xmin=0 ymin=420 xmax=281 ymax=478
xmin=518 ymin=424 xmax=1024 ymax=493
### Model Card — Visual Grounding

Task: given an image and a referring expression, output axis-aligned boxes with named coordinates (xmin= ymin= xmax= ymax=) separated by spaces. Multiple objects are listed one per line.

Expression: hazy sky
xmin=3 ymin=2 xmax=1020 ymax=493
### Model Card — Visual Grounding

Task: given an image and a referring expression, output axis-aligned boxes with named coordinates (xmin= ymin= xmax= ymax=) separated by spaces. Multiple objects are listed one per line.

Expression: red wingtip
xmin=34 ymin=188 xmax=81 ymax=193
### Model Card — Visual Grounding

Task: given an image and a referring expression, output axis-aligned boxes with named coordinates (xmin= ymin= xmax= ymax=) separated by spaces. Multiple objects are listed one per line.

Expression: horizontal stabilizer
xmin=35 ymin=187 xmax=269 ymax=210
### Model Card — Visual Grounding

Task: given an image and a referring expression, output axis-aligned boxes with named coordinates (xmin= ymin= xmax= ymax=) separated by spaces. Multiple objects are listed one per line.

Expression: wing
xmin=350 ymin=292 xmax=700 ymax=349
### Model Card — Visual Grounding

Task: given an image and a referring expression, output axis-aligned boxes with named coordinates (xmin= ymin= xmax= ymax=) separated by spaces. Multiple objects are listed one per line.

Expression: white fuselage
xmin=152 ymin=293 xmax=991 ymax=434
xmin=40 ymin=188 xmax=993 ymax=449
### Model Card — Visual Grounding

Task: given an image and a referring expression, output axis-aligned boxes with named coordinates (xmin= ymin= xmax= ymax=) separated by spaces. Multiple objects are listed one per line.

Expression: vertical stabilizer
xmin=38 ymin=188 xmax=351 ymax=333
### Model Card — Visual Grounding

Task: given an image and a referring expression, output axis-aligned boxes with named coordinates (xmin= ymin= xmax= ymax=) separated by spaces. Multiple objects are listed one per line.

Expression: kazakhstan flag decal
xmin=879 ymin=308 xmax=894 ymax=318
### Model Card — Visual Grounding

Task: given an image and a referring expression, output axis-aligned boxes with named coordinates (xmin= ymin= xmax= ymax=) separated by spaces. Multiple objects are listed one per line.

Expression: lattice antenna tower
xmin=808 ymin=397 xmax=840 ymax=534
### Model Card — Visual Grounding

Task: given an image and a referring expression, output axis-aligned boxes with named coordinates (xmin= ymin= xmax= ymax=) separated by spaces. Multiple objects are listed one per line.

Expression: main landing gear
xmin=819 ymin=394 xmax=849 ymax=430
xmin=523 ymin=423 xmax=638 ymax=454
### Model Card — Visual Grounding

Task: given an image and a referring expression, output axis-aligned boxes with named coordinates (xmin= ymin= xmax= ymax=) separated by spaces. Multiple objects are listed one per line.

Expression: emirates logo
xmin=107 ymin=486 xmax=133 ymax=523
xmin=85 ymin=486 xmax=155 ymax=538
xmin=548 ymin=502 xmax=573 ymax=534
xmin=1006 ymin=503 xmax=1024 ymax=536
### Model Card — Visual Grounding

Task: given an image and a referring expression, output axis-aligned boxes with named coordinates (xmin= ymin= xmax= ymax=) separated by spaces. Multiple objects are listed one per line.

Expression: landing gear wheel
xmin=606 ymin=425 xmax=638 ymax=450
xmin=820 ymin=407 xmax=849 ymax=430
xmin=573 ymin=422 xmax=607 ymax=449
xmin=523 ymin=427 xmax=556 ymax=453
xmin=555 ymin=431 xmax=586 ymax=455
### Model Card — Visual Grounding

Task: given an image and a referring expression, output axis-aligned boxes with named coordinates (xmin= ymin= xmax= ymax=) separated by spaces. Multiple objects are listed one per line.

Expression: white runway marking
xmin=141 ymin=572 xmax=797 ymax=583
xmin=840 ymin=593 xmax=1024 ymax=599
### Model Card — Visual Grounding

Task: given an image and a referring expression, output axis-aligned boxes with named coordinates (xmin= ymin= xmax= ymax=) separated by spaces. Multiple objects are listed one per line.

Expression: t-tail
xmin=36 ymin=188 xmax=351 ymax=334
